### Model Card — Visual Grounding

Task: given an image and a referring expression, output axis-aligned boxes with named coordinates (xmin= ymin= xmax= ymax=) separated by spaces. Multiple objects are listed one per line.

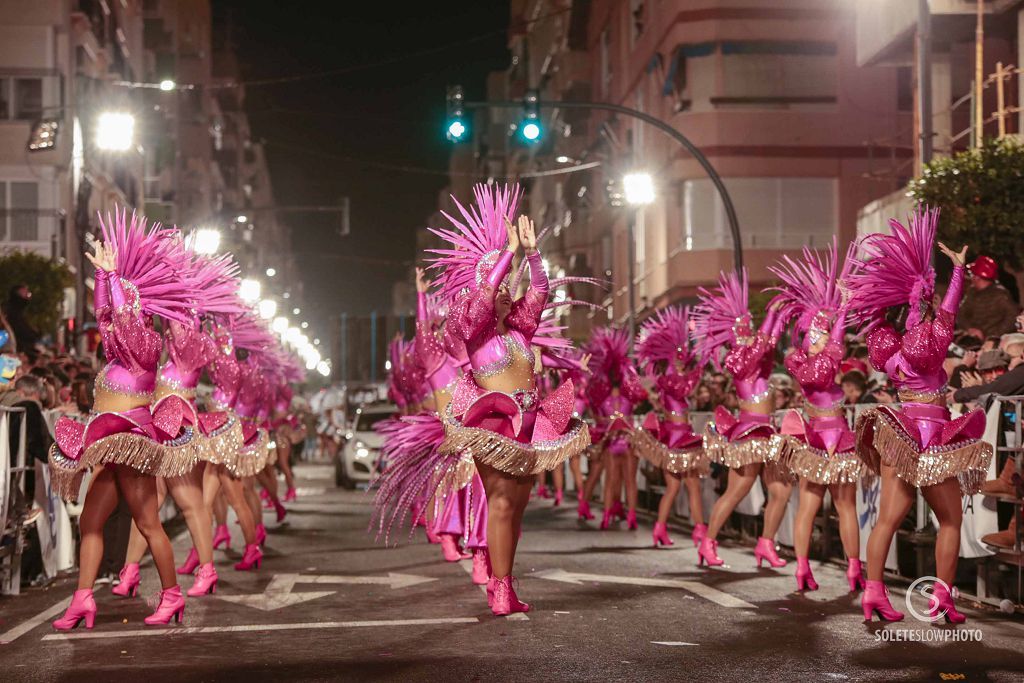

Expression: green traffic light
xmin=447 ymin=119 xmax=467 ymax=141
xmin=521 ymin=121 xmax=541 ymax=142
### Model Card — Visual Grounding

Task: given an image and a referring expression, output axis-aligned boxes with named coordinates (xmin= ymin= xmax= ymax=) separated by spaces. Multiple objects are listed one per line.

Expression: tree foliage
xmin=0 ymin=249 xmax=74 ymax=336
xmin=909 ymin=137 xmax=1024 ymax=269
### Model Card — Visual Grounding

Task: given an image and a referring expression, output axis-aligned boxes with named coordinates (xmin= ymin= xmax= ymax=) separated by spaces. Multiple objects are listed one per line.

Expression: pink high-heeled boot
xmin=440 ymin=535 xmax=464 ymax=562
xmin=691 ymin=523 xmax=708 ymax=548
xmin=626 ymin=509 xmax=638 ymax=531
xmin=610 ymin=500 xmax=625 ymax=520
xmin=176 ymin=547 xmax=200 ymax=575
xmin=52 ymin=589 xmax=97 ymax=631
xmin=486 ymin=575 xmax=497 ymax=608
xmin=234 ymin=543 xmax=263 ymax=571
xmin=753 ymin=537 xmax=787 ymax=568
xmin=255 ymin=523 xmax=267 ymax=547
xmin=577 ymin=499 xmax=594 ymax=521
xmin=861 ymin=579 xmax=904 ymax=622
xmin=424 ymin=526 xmax=441 ymax=544
xmin=652 ymin=522 xmax=674 ymax=547
xmin=283 ymin=487 xmax=297 ymax=502
xmin=697 ymin=536 xmax=724 ymax=567
xmin=273 ymin=499 xmax=287 ymax=523
xmin=111 ymin=562 xmax=140 ymax=597
xmin=846 ymin=558 xmax=865 ymax=592
xmin=187 ymin=563 xmax=218 ymax=596
xmin=471 ymin=549 xmax=490 ymax=585
xmin=144 ymin=585 xmax=185 ymax=625
xmin=536 ymin=485 xmax=550 ymax=499
xmin=599 ymin=509 xmax=613 ymax=530
xmin=553 ymin=490 xmax=563 ymax=507
xmin=928 ymin=582 xmax=967 ymax=624
xmin=212 ymin=524 xmax=231 ymax=550
xmin=795 ymin=557 xmax=819 ymax=591
xmin=491 ymin=576 xmax=530 ymax=616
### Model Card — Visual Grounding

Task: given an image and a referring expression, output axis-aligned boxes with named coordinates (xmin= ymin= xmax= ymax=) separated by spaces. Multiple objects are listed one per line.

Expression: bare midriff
xmin=476 ymin=353 xmax=536 ymax=396
xmin=94 ymin=386 xmax=153 ymax=414
xmin=740 ymin=395 xmax=773 ymax=416
xmin=805 ymin=403 xmax=844 ymax=419
xmin=665 ymin=412 xmax=690 ymax=425
xmin=153 ymin=382 xmax=195 ymax=405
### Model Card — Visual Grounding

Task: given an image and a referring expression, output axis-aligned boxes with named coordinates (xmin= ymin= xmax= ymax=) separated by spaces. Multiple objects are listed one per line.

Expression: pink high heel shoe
xmin=753 ymin=537 xmax=787 ymax=568
xmin=440 ymin=535 xmax=464 ymax=562
xmin=234 ymin=543 xmax=263 ymax=571
xmin=599 ymin=509 xmax=613 ymax=530
xmin=212 ymin=524 xmax=232 ymax=550
xmin=176 ymin=547 xmax=200 ymax=575
xmin=111 ymin=562 xmax=140 ymax=597
xmin=536 ymin=485 xmax=550 ymax=499
xmin=273 ymin=499 xmax=287 ymax=523
xmin=187 ymin=563 xmax=218 ymax=596
xmin=577 ymin=499 xmax=594 ymax=521
xmin=283 ymin=487 xmax=297 ymax=502
xmin=652 ymin=522 xmax=674 ymax=547
xmin=697 ymin=536 xmax=724 ymax=567
xmin=144 ymin=585 xmax=185 ymax=625
xmin=846 ymin=558 xmax=866 ymax=592
xmin=861 ymin=580 xmax=904 ymax=622
xmin=491 ymin=576 xmax=530 ymax=616
xmin=626 ymin=509 xmax=638 ymax=531
xmin=553 ymin=490 xmax=563 ymax=507
xmin=795 ymin=557 xmax=819 ymax=591
xmin=928 ymin=582 xmax=967 ymax=624
xmin=691 ymin=523 xmax=708 ymax=548
xmin=471 ymin=549 xmax=490 ymax=585
xmin=52 ymin=589 xmax=96 ymax=631
xmin=486 ymin=575 xmax=497 ymax=608
xmin=259 ymin=489 xmax=270 ymax=503
xmin=424 ymin=527 xmax=441 ymax=544
xmin=255 ymin=523 xmax=267 ymax=547
xmin=610 ymin=500 xmax=625 ymax=520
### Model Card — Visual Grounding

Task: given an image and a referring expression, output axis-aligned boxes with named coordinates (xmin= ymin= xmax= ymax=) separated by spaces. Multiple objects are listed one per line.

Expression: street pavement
xmin=1 ymin=462 xmax=1023 ymax=682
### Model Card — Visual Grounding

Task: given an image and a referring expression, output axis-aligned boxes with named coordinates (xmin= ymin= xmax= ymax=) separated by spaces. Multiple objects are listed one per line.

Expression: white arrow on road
xmin=534 ymin=568 xmax=755 ymax=609
xmin=218 ymin=573 xmax=437 ymax=611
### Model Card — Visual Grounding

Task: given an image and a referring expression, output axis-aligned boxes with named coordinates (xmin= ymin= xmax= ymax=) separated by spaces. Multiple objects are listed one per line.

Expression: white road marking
xmin=457 ymin=559 xmax=529 ymax=622
xmin=651 ymin=641 xmax=698 ymax=646
xmin=535 ymin=568 xmax=756 ymax=609
xmin=0 ymin=599 xmax=69 ymax=644
xmin=41 ymin=616 xmax=479 ymax=641
xmin=217 ymin=572 xmax=437 ymax=611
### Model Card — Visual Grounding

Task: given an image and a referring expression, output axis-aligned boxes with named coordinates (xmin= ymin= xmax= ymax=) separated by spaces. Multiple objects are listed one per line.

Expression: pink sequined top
xmin=94 ymin=269 xmax=162 ymax=398
xmin=158 ymin=320 xmax=218 ymax=394
xmin=208 ymin=348 xmax=242 ymax=409
xmin=446 ymin=250 xmax=547 ymax=380
xmin=724 ymin=309 xmax=781 ymax=402
xmin=415 ymin=291 xmax=458 ymax=392
xmin=866 ymin=265 xmax=964 ymax=393
xmin=234 ymin=358 xmax=266 ymax=419
xmin=784 ymin=333 xmax=844 ymax=409
xmin=656 ymin=366 xmax=701 ymax=415
xmin=587 ymin=367 xmax=647 ymax=422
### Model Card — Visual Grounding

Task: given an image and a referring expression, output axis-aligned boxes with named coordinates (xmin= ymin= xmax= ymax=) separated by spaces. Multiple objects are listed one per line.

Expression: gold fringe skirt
xmin=630 ymin=428 xmax=709 ymax=477
xmin=703 ymin=424 xmax=786 ymax=469
xmin=439 ymin=417 xmax=590 ymax=477
xmin=779 ymin=437 xmax=865 ymax=486
xmin=221 ymin=427 xmax=271 ymax=478
xmin=855 ymin=408 xmax=992 ymax=495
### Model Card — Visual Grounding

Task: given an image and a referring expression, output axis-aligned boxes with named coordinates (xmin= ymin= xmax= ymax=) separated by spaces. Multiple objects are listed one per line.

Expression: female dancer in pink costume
xmin=769 ymin=242 xmax=865 ymax=592
xmin=430 ymin=184 xmax=589 ymax=615
xmin=560 ymin=353 xmax=593 ymax=518
xmin=585 ymin=327 xmax=648 ymax=531
xmin=111 ymin=253 xmax=248 ymax=599
xmin=50 ymin=210 xmax=197 ymax=628
xmin=693 ymin=270 xmax=792 ymax=569
xmin=847 ymin=209 xmax=991 ymax=623
xmin=632 ymin=307 xmax=710 ymax=548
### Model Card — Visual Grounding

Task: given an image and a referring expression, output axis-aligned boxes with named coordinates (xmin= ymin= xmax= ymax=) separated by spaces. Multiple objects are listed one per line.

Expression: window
xmin=0 ymin=181 xmax=40 ymax=242
xmin=680 ymin=177 xmax=836 ymax=251
xmin=718 ymin=42 xmax=837 ymax=107
xmin=0 ymin=77 xmax=44 ymax=120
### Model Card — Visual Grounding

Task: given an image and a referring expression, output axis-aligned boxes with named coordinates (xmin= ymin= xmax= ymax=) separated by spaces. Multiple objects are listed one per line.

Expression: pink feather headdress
xmin=692 ymin=269 xmax=750 ymax=366
xmin=767 ymin=238 xmax=856 ymax=347
xmin=584 ymin=326 xmax=633 ymax=381
xmin=98 ymin=207 xmax=196 ymax=323
xmin=188 ymin=253 xmax=246 ymax=316
xmin=226 ymin=312 xmax=276 ymax=352
xmin=636 ymin=306 xmax=694 ymax=370
xmin=846 ymin=207 xmax=938 ymax=328
xmin=426 ymin=183 xmax=521 ymax=302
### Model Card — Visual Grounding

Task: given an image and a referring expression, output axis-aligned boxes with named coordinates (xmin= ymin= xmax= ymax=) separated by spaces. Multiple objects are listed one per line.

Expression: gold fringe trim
xmin=703 ymin=424 xmax=785 ymax=468
xmin=630 ymin=428 xmax=709 ymax=476
xmin=762 ymin=460 xmax=797 ymax=485
xmin=196 ymin=416 xmax=245 ymax=465
xmin=432 ymin=454 xmax=477 ymax=499
xmin=856 ymin=408 xmax=992 ymax=495
xmin=219 ymin=427 xmax=271 ymax=478
xmin=779 ymin=436 xmax=864 ymax=485
xmin=440 ymin=418 xmax=590 ymax=476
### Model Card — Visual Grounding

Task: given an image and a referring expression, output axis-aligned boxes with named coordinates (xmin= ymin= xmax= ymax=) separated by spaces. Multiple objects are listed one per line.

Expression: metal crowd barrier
xmin=0 ymin=406 xmax=29 ymax=595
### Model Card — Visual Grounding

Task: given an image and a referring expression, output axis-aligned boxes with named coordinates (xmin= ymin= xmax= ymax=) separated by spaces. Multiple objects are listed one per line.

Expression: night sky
xmin=212 ymin=1 xmax=510 ymax=330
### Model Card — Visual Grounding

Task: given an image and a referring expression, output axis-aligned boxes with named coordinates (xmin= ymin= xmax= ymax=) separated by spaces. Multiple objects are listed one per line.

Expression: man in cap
xmin=959 ymin=255 xmax=1019 ymax=339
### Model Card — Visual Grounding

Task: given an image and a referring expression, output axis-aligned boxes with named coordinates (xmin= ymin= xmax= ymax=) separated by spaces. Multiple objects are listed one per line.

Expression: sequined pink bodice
xmin=234 ymin=360 xmax=265 ymax=418
xmin=588 ymin=368 xmax=647 ymax=421
xmin=866 ymin=266 xmax=963 ymax=393
xmin=724 ymin=314 xmax=779 ymax=402
xmin=159 ymin=320 xmax=218 ymax=392
xmin=657 ymin=367 xmax=700 ymax=414
xmin=94 ymin=270 xmax=161 ymax=397
xmin=415 ymin=292 xmax=458 ymax=392
xmin=209 ymin=351 xmax=242 ymax=408
xmin=785 ymin=341 xmax=844 ymax=408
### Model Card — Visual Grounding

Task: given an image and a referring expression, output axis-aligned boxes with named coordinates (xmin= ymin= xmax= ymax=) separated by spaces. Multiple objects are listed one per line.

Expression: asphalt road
xmin=1 ymin=463 xmax=1022 ymax=682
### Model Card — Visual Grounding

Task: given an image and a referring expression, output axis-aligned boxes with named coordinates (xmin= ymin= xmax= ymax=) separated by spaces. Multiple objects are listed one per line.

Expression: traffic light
xmin=446 ymin=85 xmax=468 ymax=142
xmin=519 ymin=90 xmax=542 ymax=143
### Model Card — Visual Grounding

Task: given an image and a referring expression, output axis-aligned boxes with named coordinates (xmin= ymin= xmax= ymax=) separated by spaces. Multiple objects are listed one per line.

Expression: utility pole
xmin=917 ymin=0 xmax=933 ymax=169
xmin=975 ymin=0 xmax=985 ymax=148
xmin=626 ymin=209 xmax=638 ymax=351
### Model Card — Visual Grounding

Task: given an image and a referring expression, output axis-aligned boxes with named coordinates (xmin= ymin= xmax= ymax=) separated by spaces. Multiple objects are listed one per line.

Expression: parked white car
xmin=334 ymin=404 xmax=396 ymax=489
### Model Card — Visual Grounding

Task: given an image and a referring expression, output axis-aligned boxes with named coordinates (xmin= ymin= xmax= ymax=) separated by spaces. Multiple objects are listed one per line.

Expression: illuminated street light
xmin=258 ymin=299 xmax=277 ymax=320
xmin=191 ymin=228 xmax=221 ymax=255
xmin=159 ymin=79 xmax=176 ymax=91
xmin=292 ymin=307 xmax=301 ymax=315
xmin=235 ymin=214 xmax=248 ymax=223
xmin=286 ymin=327 xmax=302 ymax=344
xmin=239 ymin=278 xmax=261 ymax=303
xmin=272 ymin=316 xmax=289 ymax=334
xmin=301 ymin=321 xmax=308 ymax=329
xmin=265 ymin=267 xmax=277 ymax=277
xmin=314 ymin=338 xmax=321 ymax=345
xmin=316 ymin=361 xmax=331 ymax=377
xmin=623 ymin=172 xmax=656 ymax=206
xmin=96 ymin=112 xmax=135 ymax=151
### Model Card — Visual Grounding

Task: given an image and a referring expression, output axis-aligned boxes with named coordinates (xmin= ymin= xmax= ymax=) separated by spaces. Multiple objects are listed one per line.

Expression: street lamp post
xmin=623 ymin=172 xmax=655 ymax=349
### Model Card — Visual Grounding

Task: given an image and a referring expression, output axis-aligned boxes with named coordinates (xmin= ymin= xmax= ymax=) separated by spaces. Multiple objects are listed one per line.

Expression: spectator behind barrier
xmin=960 ymin=255 xmax=1020 ymax=339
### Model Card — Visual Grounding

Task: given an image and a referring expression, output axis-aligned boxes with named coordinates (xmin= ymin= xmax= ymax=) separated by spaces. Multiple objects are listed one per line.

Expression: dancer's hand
xmin=518 ymin=216 xmax=537 ymax=255
xmin=86 ymin=240 xmax=116 ymax=272
xmin=504 ymin=217 xmax=520 ymax=253
xmin=580 ymin=353 xmax=591 ymax=373
xmin=937 ymin=242 xmax=968 ymax=267
xmin=415 ymin=267 xmax=429 ymax=293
